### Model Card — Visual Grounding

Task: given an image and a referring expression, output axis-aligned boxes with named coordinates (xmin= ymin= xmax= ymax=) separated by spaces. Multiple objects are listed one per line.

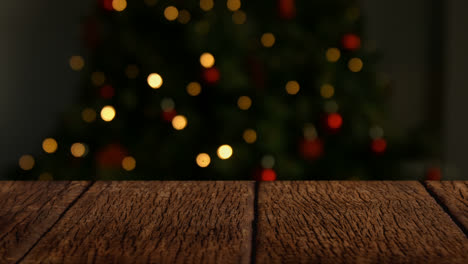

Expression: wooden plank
xmin=425 ymin=181 xmax=468 ymax=232
xmin=21 ymin=181 xmax=254 ymax=264
xmin=256 ymin=181 xmax=468 ymax=263
xmin=0 ymin=181 xmax=90 ymax=263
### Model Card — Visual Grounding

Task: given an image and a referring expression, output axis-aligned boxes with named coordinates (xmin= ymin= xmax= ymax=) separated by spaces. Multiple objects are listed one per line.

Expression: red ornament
xmin=162 ymin=109 xmax=177 ymax=122
xmin=100 ymin=84 xmax=114 ymax=99
xmin=327 ymin=113 xmax=343 ymax=130
xmin=426 ymin=167 xmax=442 ymax=181
xmin=371 ymin=138 xmax=387 ymax=154
xmin=260 ymin=169 xmax=277 ymax=181
xmin=278 ymin=0 xmax=296 ymax=20
xmin=203 ymin=67 xmax=220 ymax=84
xmin=300 ymin=138 xmax=324 ymax=160
xmin=100 ymin=0 xmax=113 ymax=11
xmin=96 ymin=143 xmax=128 ymax=168
xmin=342 ymin=33 xmax=361 ymax=51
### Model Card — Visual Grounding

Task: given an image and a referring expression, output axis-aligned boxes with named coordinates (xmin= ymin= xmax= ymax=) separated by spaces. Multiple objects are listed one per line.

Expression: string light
xmin=196 ymin=153 xmax=211 ymax=167
xmin=69 ymin=56 xmax=84 ymax=71
xmin=38 ymin=172 xmax=53 ymax=181
xmin=112 ymin=0 xmax=127 ymax=12
xmin=227 ymin=0 xmax=241 ymax=12
xmin=186 ymin=82 xmax=202 ymax=96
xmin=261 ymin=33 xmax=275 ymax=48
xmin=217 ymin=145 xmax=233 ymax=159
xmin=82 ymin=108 xmax=97 ymax=123
xmin=100 ymin=105 xmax=116 ymax=122
xmin=232 ymin=10 xmax=247 ymax=24
xmin=125 ymin=64 xmax=139 ymax=79
xmin=18 ymin=155 xmax=34 ymax=171
xmin=70 ymin=143 xmax=87 ymax=157
xmin=147 ymin=73 xmax=163 ymax=89
xmin=285 ymin=80 xmax=300 ymax=95
xmin=42 ymin=138 xmax=58 ymax=154
xmin=326 ymin=48 xmax=340 ymax=62
xmin=178 ymin=10 xmax=191 ymax=24
xmin=91 ymin=71 xmax=106 ymax=86
xmin=243 ymin=129 xmax=257 ymax=143
xmin=172 ymin=115 xmax=187 ymax=130
xmin=200 ymin=0 xmax=214 ymax=11
xmin=237 ymin=96 xmax=252 ymax=110
xmin=122 ymin=156 xmax=136 ymax=171
xmin=320 ymin=84 xmax=335 ymax=98
xmin=348 ymin=58 xmax=363 ymax=72
xmin=200 ymin=53 xmax=215 ymax=68
xmin=164 ymin=6 xmax=179 ymax=21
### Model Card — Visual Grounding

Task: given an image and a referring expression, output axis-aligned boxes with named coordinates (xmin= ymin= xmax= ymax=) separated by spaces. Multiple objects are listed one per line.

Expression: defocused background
xmin=1 ymin=0 xmax=467 ymax=180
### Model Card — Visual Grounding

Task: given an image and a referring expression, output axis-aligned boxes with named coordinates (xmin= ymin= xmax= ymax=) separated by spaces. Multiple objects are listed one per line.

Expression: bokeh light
xmin=200 ymin=0 xmax=214 ymax=11
xmin=303 ymin=123 xmax=317 ymax=140
xmin=327 ymin=113 xmax=343 ymax=129
xmin=196 ymin=153 xmax=211 ymax=167
xmin=164 ymin=6 xmax=179 ymax=21
xmin=91 ymin=71 xmax=106 ymax=86
xmin=69 ymin=56 xmax=84 ymax=71
xmin=217 ymin=145 xmax=233 ymax=159
xmin=320 ymin=84 xmax=335 ymax=98
xmin=200 ymin=52 xmax=215 ymax=68
xmin=324 ymin=100 xmax=339 ymax=113
xmin=70 ymin=143 xmax=87 ymax=157
xmin=369 ymin=126 xmax=384 ymax=139
xmin=82 ymin=108 xmax=97 ymax=123
xmin=227 ymin=0 xmax=241 ymax=12
xmin=178 ymin=10 xmax=191 ymax=24
xmin=243 ymin=129 xmax=257 ymax=143
xmin=285 ymin=80 xmax=300 ymax=95
xmin=186 ymin=82 xmax=202 ymax=96
xmin=326 ymin=48 xmax=341 ymax=62
xmin=42 ymin=138 xmax=58 ymax=154
xmin=160 ymin=98 xmax=175 ymax=111
xmin=125 ymin=64 xmax=139 ymax=79
xmin=261 ymin=33 xmax=275 ymax=48
xmin=122 ymin=156 xmax=136 ymax=171
xmin=100 ymin=105 xmax=116 ymax=122
xmin=237 ymin=96 xmax=252 ymax=110
xmin=371 ymin=138 xmax=387 ymax=154
xmin=38 ymin=172 xmax=53 ymax=181
xmin=19 ymin=155 xmax=34 ymax=171
xmin=261 ymin=155 xmax=275 ymax=169
xmin=348 ymin=58 xmax=363 ymax=72
xmin=147 ymin=73 xmax=163 ymax=89
xmin=112 ymin=0 xmax=127 ymax=12
xmin=172 ymin=115 xmax=187 ymax=130
xmin=232 ymin=10 xmax=247 ymax=24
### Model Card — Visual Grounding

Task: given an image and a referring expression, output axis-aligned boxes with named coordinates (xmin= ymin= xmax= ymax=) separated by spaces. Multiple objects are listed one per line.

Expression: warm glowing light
xmin=100 ymin=105 xmax=116 ymax=122
xmin=42 ymin=138 xmax=58 ymax=154
xmin=200 ymin=52 xmax=215 ymax=68
xmin=69 ymin=56 xmax=84 ymax=71
xmin=71 ymin=143 xmax=87 ymax=157
xmin=125 ymin=64 xmax=139 ymax=79
xmin=178 ymin=10 xmax=191 ymax=24
xmin=227 ymin=0 xmax=241 ymax=11
xmin=39 ymin=172 xmax=53 ymax=181
xmin=260 ymin=169 xmax=276 ymax=181
xmin=261 ymin=155 xmax=275 ymax=169
xmin=371 ymin=138 xmax=387 ymax=154
xmin=261 ymin=33 xmax=275 ymax=48
xmin=196 ymin=153 xmax=211 ymax=167
xmin=164 ymin=6 xmax=179 ymax=21
xmin=348 ymin=58 xmax=363 ymax=72
xmin=186 ymin=82 xmax=202 ymax=96
xmin=303 ymin=123 xmax=317 ymax=140
xmin=172 ymin=115 xmax=187 ymax=130
xmin=200 ymin=0 xmax=214 ymax=11
xmin=91 ymin=71 xmax=106 ymax=86
xmin=232 ymin=10 xmax=247 ymax=24
xmin=217 ymin=144 xmax=233 ymax=159
xmin=237 ymin=96 xmax=252 ymax=110
xmin=243 ymin=129 xmax=257 ymax=143
xmin=326 ymin=48 xmax=341 ymax=62
xmin=320 ymin=84 xmax=335 ymax=98
xmin=147 ymin=73 xmax=163 ymax=89
xmin=161 ymin=98 xmax=175 ymax=111
xmin=112 ymin=0 xmax=127 ymax=12
xmin=122 ymin=156 xmax=136 ymax=171
xmin=285 ymin=80 xmax=300 ymax=95
xmin=82 ymin=108 xmax=97 ymax=123
xmin=19 ymin=155 xmax=34 ymax=171
xmin=327 ymin=113 xmax=343 ymax=129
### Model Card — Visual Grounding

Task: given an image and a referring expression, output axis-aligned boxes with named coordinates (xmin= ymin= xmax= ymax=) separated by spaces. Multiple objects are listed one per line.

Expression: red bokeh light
xmin=300 ymin=138 xmax=323 ymax=160
xmin=371 ymin=138 xmax=387 ymax=154
xmin=162 ymin=109 xmax=177 ymax=122
xmin=426 ymin=167 xmax=442 ymax=181
xmin=342 ymin=33 xmax=361 ymax=51
xmin=100 ymin=85 xmax=114 ymax=99
xmin=327 ymin=113 xmax=343 ymax=130
xmin=203 ymin=67 xmax=220 ymax=84
xmin=260 ymin=169 xmax=277 ymax=181
xmin=101 ymin=0 xmax=113 ymax=11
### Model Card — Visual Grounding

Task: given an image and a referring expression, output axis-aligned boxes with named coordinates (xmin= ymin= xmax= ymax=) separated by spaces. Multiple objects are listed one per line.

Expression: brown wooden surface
xmin=21 ymin=181 xmax=254 ymax=264
xmin=0 ymin=181 xmax=90 ymax=263
xmin=425 ymin=181 xmax=468 ymax=232
xmin=256 ymin=181 xmax=468 ymax=264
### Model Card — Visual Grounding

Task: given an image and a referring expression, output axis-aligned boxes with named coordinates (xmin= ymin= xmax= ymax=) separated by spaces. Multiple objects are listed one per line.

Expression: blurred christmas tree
xmin=11 ymin=0 xmax=427 ymax=180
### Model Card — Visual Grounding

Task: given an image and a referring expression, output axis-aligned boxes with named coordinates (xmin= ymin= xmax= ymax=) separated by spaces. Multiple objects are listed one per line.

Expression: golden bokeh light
xmin=200 ymin=52 xmax=215 ymax=68
xmin=19 ymin=155 xmax=34 ymax=171
xmin=196 ymin=153 xmax=211 ymax=167
xmin=243 ymin=129 xmax=257 ymax=144
xmin=326 ymin=48 xmax=341 ymax=62
xmin=303 ymin=123 xmax=317 ymax=140
xmin=227 ymin=0 xmax=241 ymax=11
xmin=232 ymin=10 xmax=247 ymax=24
xmin=39 ymin=172 xmax=53 ymax=181
xmin=112 ymin=0 xmax=127 ymax=12
xmin=91 ymin=71 xmax=106 ymax=86
xmin=122 ymin=156 xmax=136 ymax=171
xmin=100 ymin=105 xmax=116 ymax=122
xmin=178 ymin=9 xmax=191 ymax=24
xmin=200 ymin=0 xmax=214 ymax=11
xmin=164 ymin=6 xmax=179 ymax=21
xmin=69 ymin=55 xmax=84 ymax=71
xmin=348 ymin=58 xmax=363 ymax=72
xmin=320 ymin=84 xmax=335 ymax=98
xmin=125 ymin=64 xmax=139 ymax=79
xmin=147 ymin=73 xmax=163 ymax=89
xmin=285 ymin=80 xmax=300 ymax=95
xmin=82 ymin=108 xmax=97 ymax=123
xmin=186 ymin=82 xmax=202 ymax=96
xmin=42 ymin=138 xmax=58 ymax=154
xmin=261 ymin=33 xmax=275 ymax=48
xmin=237 ymin=96 xmax=252 ymax=110
xmin=172 ymin=115 xmax=188 ymax=130
xmin=217 ymin=144 xmax=233 ymax=159
xmin=70 ymin=143 xmax=87 ymax=158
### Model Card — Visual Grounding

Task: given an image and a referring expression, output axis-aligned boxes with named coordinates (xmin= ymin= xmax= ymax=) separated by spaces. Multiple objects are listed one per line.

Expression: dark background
xmin=1 ymin=0 xmax=467 ymax=179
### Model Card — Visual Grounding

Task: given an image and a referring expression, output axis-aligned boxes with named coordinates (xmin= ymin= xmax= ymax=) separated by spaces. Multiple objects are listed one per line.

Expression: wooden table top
xmin=0 ymin=181 xmax=467 ymax=263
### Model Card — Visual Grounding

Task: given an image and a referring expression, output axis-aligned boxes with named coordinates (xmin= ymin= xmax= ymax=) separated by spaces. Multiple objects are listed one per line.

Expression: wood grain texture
xmin=0 ymin=181 xmax=90 ymax=263
xmin=256 ymin=181 xmax=468 ymax=264
xmin=425 ymin=181 xmax=468 ymax=232
xmin=22 ymin=181 xmax=254 ymax=264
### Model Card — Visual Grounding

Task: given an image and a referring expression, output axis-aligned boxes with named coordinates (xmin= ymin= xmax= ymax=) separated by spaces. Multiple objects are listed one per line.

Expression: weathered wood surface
xmin=425 ymin=181 xmax=468 ymax=232
xmin=256 ymin=181 xmax=468 ymax=264
xmin=21 ymin=181 xmax=254 ymax=264
xmin=0 ymin=181 xmax=90 ymax=263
